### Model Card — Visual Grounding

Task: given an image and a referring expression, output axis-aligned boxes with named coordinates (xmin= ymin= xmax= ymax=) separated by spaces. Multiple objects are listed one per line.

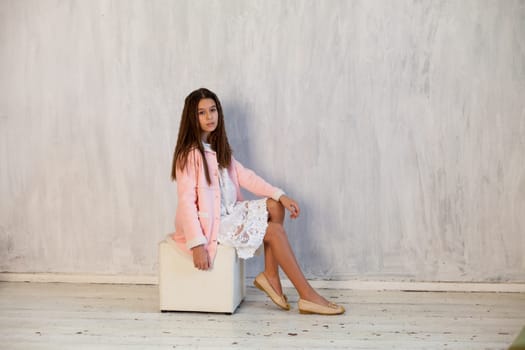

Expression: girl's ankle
xmin=263 ymin=272 xmax=283 ymax=294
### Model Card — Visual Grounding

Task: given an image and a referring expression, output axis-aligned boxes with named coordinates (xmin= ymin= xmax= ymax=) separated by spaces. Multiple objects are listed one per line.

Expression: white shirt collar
xmin=202 ymin=142 xmax=213 ymax=152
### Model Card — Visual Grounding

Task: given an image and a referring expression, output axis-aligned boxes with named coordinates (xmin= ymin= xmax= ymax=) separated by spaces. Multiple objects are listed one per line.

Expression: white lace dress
xmin=213 ymin=159 xmax=269 ymax=259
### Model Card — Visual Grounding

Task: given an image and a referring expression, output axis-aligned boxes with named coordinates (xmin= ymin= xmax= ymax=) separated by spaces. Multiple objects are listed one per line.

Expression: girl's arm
xmin=176 ymin=150 xmax=207 ymax=250
xmin=233 ymin=157 xmax=284 ymax=201
xmin=234 ymin=157 xmax=301 ymax=219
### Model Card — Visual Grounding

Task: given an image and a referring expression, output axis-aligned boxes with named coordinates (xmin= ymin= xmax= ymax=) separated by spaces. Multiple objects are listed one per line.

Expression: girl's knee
xmin=267 ymin=198 xmax=284 ymax=218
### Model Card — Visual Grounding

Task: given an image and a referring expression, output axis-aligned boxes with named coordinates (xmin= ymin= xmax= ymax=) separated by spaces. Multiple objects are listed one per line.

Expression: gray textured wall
xmin=1 ymin=0 xmax=524 ymax=282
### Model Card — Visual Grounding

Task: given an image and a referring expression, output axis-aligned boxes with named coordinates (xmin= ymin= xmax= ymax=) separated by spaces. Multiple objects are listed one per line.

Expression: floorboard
xmin=0 ymin=282 xmax=523 ymax=349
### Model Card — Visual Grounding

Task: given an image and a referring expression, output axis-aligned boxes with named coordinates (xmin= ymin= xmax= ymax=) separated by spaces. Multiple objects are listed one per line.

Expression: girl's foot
xmin=298 ymin=291 xmax=345 ymax=315
xmin=263 ymin=271 xmax=284 ymax=295
xmin=300 ymin=290 xmax=332 ymax=307
xmin=253 ymin=272 xmax=290 ymax=310
xmin=298 ymin=299 xmax=345 ymax=315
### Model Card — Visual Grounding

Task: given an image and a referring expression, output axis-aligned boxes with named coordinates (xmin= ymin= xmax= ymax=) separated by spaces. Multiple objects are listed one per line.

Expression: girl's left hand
xmin=279 ymin=195 xmax=300 ymax=219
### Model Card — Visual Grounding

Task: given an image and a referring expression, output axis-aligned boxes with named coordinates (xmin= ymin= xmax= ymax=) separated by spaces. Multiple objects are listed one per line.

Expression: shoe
xmin=253 ymin=272 xmax=290 ymax=310
xmin=298 ymin=299 xmax=345 ymax=315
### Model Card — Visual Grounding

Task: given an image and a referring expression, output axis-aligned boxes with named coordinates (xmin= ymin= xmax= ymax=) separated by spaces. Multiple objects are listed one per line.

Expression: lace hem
xmin=217 ymin=198 xmax=268 ymax=259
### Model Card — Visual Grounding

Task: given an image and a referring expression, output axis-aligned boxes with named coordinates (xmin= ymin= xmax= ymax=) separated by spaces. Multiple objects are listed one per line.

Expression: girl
xmin=170 ymin=88 xmax=344 ymax=315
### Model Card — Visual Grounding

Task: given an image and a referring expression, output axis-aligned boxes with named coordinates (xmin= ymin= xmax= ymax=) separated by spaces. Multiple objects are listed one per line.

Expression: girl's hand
xmin=279 ymin=195 xmax=300 ymax=219
xmin=192 ymin=245 xmax=210 ymax=270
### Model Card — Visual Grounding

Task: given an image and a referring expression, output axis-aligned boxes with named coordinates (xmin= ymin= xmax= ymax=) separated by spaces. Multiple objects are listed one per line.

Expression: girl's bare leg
xmin=263 ymin=199 xmax=286 ymax=295
xmin=264 ymin=199 xmax=330 ymax=306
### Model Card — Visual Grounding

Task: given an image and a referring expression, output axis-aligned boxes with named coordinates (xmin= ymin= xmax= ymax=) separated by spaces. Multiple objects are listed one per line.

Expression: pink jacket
xmin=171 ymin=147 xmax=283 ymax=263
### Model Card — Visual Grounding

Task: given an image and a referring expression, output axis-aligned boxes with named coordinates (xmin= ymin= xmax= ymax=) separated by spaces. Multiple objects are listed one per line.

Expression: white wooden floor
xmin=0 ymin=282 xmax=523 ymax=349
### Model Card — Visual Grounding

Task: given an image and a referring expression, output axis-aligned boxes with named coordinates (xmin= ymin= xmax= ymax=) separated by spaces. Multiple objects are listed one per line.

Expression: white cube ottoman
xmin=158 ymin=235 xmax=246 ymax=314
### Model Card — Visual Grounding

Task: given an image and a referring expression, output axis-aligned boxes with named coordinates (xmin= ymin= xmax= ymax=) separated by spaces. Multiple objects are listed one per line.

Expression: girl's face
xmin=197 ymin=98 xmax=218 ymax=141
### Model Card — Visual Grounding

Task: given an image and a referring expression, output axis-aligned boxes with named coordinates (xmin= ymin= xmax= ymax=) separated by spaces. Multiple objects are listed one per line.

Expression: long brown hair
xmin=171 ymin=88 xmax=232 ymax=185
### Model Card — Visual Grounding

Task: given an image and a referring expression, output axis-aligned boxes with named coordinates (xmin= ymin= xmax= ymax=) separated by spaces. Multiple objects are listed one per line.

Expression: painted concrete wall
xmin=1 ymin=0 xmax=524 ymax=282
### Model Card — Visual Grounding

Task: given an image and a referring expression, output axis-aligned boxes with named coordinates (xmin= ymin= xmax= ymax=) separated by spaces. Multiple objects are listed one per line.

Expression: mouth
xmin=206 ymin=123 xmax=215 ymax=128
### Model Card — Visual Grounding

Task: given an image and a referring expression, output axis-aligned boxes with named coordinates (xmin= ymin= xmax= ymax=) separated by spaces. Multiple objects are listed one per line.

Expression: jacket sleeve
xmin=176 ymin=150 xmax=207 ymax=249
xmin=233 ymin=157 xmax=284 ymax=201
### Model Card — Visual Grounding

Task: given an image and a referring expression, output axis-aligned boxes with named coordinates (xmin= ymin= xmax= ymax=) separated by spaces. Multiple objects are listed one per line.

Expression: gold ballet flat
xmin=297 ymin=299 xmax=345 ymax=315
xmin=253 ymin=272 xmax=290 ymax=311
